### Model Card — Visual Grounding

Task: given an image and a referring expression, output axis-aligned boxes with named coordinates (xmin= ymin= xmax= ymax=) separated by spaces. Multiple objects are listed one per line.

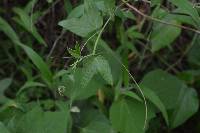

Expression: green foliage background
xmin=0 ymin=0 xmax=200 ymax=132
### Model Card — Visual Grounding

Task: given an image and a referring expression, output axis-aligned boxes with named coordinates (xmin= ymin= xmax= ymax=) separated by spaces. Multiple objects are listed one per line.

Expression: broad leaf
xmin=170 ymin=87 xmax=199 ymax=128
xmin=81 ymin=55 xmax=113 ymax=89
xmin=16 ymin=106 xmax=69 ymax=133
xmin=80 ymin=109 xmax=114 ymax=133
xmin=93 ymin=56 xmax=113 ymax=85
xmin=140 ymin=69 xmax=199 ymax=128
xmin=89 ymin=39 xmax=122 ymax=84
xmin=140 ymin=70 xmax=184 ymax=109
xmin=151 ymin=20 xmax=181 ymax=52
xmin=81 ymin=122 xmax=114 ymax=133
xmin=59 ymin=0 xmax=103 ymax=37
xmin=101 ymin=0 xmax=115 ymax=15
xmin=140 ymin=86 xmax=169 ymax=125
xmin=110 ymin=98 xmax=155 ymax=133
xmin=63 ymin=69 xmax=103 ymax=100
xmin=0 ymin=122 xmax=10 ymax=133
xmin=67 ymin=4 xmax=84 ymax=19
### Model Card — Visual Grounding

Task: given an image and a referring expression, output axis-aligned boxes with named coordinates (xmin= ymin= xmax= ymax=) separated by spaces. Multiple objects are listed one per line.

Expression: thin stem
xmin=92 ymin=16 xmax=112 ymax=55
xmin=47 ymin=30 xmax=66 ymax=59
xmin=166 ymin=34 xmax=198 ymax=71
xmin=92 ymin=2 xmax=125 ymax=55
xmin=81 ymin=30 xmax=99 ymax=52
xmin=114 ymin=56 xmax=148 ymax=130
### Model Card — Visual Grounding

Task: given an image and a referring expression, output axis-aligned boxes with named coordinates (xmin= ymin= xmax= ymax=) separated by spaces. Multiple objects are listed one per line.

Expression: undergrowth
xmin=0 ymin=0 xmax=200 ymax=133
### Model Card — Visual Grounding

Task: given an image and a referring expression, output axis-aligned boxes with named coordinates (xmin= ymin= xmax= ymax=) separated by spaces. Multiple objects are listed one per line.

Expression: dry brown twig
xmin=123 ymin=1 xmax=200 ymax=72
xmin=124 ymin=1 xmax=200 ymax=34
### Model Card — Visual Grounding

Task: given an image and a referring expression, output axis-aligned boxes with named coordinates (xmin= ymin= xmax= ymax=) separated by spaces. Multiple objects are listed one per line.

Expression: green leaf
xmin=170 ymin=87 xmax=199 ymax=128
xmin=67 ymin=1 xmax=111 ymax=19
xmin=151 ymin=0 xmax=162 ymax=6
xmin=17 ymin=42 xmax=53 ymax=86
xmin=59 ymin=0 xmax=103 ymax=37
xmin=169 ymin=0 xmax=200 ymax=26
xmin=81 ymin=55 xmax=113 ymax=88
xmin=0 ymin=122 xmax=10 ymax=133
xmin=17 ymin=81 xmax=46 ymax=95
xmin=67 ymin=4 xmax=84 ymax=19
xmin=169 ymin=9 xmax=197 ymax=26
xmin=68 ymin=43 xmax=81 ymax=58
xmin=0 ymin=16 xmax=20 ymax=44
xmin=53 ymin=69 xmax=69 ymax=79
xmin=94 ymin=56 xmax=113 ymax=85
xmin=79 ymin=108 xmax=115 ymax=133
xmin=121 ymin=91 xmax=142 ymax=102
xmin=81 ymin=57 xmax=98 ymax=89
xmin=101 ymin=0 xmax=115 ymax=15
xmin=16 ymin=106 xmax=70 ymax=133
xmin=64 ymin=0 xmax=73 ymax=13
xmin=126 ymin=27 xmax=144 ymax=40
xmin=0 ymin=78 xmax=12 ymax=103
xmin=81 ymin=121 xmax=114 ymax=133
xmin=140 ymin=69 xmax=199 ymax=128
xmin=140 ymin=69 xmax=184 ymax=109
xmin=151 ymin=20 xmax=181 ymax=52
xmin=140 ymin=86 xmax=169 ymax=126
xmin=13 ymin=8 xmax=46 ymax=45
xmin=187 ymin=36 xmax=200 ymax=66
xmin=24 ymin=0 xmax=38 ymax=13
xmin=70 ymin=68 xmax=104 ymax=100
xmin=110 ymin=98 xmax=155 ymax=133
xmin=116 ymin=8 xmax=136 ymax=20
xmin=93 ymin=39 xmax=122 ymax=84
xmin=80 ymin=110 xmax=114 ymax=133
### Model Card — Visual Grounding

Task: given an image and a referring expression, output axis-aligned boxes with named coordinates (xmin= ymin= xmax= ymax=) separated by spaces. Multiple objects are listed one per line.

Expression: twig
xmin=47 ymin=30 xmax=66 ymax=59
xmin=35 ymin=0 xmax=61 ymax=24
xmin=166 ymin=34 xmax=198 ymax=71
xmin=113 ymin=52 xmax=148 ymax=130
xmin=124 ymin=2 xmax=200 ymax=34
xmin=81 ymin=31 xmax=99 ymax=52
